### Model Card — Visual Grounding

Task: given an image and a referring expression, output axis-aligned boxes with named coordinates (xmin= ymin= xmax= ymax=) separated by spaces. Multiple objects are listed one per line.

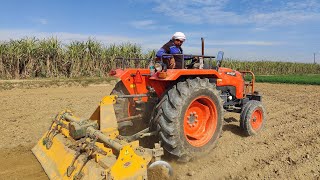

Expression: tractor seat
xmin=192 ymin=63 xmax=201 ymax=69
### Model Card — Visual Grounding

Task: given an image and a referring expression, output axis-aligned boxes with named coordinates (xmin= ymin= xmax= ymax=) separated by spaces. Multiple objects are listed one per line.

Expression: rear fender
xmin=149 ymin=69 xmax=221 ymax=97
xmin=112 ymin=69 xmax=150 ymax=102
xmin=112 ymin=68 xmax=222 ymax=98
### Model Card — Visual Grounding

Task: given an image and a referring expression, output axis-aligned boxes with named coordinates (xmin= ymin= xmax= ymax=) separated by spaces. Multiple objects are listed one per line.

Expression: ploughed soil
xmin=0 ymin=82 xmax=319 ymax=179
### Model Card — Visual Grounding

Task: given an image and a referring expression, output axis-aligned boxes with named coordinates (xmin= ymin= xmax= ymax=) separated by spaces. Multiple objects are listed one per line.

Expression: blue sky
xmin=0 ymin=0 xmax=320 ymax=63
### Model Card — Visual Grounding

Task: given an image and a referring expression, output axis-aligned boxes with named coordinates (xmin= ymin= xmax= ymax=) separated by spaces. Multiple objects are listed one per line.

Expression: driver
xmin=156 ymin=32 xmax=193 ymax=69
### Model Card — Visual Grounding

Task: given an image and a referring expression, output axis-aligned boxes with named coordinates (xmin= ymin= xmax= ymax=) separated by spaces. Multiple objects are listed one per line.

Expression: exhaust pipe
xmin=201 ymin=37 xmax=204 ymax=56
xmin=200 ymin=38 xmax=205 ymax=69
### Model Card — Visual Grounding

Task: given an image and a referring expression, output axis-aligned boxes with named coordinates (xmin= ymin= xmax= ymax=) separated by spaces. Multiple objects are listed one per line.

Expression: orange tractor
xmin=110 ymin=49 xmax=266 ymax=163
xmin=32 ymin=39 xmax=266 ymax=179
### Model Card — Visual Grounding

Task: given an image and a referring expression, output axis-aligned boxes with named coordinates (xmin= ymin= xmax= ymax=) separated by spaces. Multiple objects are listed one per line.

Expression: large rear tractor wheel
xmin=110 ymin=81 xmax=136 ymax=119
xmin=111 ymin=81 xmax=155 ymax=134
xmin=240 ymin=100 xmax=266 ymax=136
xmin=154 ymin=78 xmax=224 ymax=161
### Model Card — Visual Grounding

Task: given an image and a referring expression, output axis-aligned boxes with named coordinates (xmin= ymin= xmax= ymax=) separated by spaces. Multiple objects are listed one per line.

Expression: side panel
xmin=216 ymin=68 xmax=244 ymax=99
xmin=118 ymin=69 xmax=150 ymax=95
xmin=116 ymin=69 xmax=150 ymax=102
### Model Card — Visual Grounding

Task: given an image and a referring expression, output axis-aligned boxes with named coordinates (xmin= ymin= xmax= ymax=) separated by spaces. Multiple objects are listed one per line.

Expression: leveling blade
xmin=32 ymin=95 xmax=170 ymax=180
xmin=32 ymin=133 xmax=105 ymax=179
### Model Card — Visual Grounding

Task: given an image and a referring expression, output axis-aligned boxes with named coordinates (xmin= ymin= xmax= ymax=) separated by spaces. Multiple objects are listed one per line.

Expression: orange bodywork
xmin=112 ymin=67 xmax=246 ymax=100
xmin=216 ymin=68 xmax=245 ymax=99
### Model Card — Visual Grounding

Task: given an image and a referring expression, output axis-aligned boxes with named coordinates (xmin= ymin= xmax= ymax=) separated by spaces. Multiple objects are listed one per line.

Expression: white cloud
xmin=129 ymin=20 xmax=156 ymax=29
xmin=0 ymin=29 xmax=140 ymax=44
xmin=250 ymin=11 xmax=320 ymax=26
xmin=253 ymin=27 xmax=267 ymax=31
xmin=151 ymin=0 xmax=320 ymax=26
xmin=39 ymin=18 xmax=48 ymax=25
xmin=129 ymin=19 xmax=171 ymax=30
xmin=205 ymin=40 xmax=284 ymax=46
xmin=31 ymin=18 xmax=48 ymax=25
xmin=285 ymin=0 xmax=320 ymax=11
xmin=152 ymin=0 xmax=231 ymax=24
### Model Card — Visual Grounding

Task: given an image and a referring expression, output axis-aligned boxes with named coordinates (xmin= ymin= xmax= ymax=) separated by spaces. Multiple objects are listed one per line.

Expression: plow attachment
xmin=32 ymin=95 xmax=170 ymax=180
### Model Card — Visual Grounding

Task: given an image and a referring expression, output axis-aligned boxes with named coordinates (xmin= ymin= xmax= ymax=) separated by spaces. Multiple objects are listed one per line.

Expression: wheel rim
xmin=183 ymin=96 xmax=217 ymax=147
xmin=250 ymin=108 xmax=263 ymax=130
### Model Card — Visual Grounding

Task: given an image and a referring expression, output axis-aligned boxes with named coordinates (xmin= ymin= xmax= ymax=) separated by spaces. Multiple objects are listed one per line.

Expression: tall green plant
xmin=0 ymin=37 xmax=319 ymax=79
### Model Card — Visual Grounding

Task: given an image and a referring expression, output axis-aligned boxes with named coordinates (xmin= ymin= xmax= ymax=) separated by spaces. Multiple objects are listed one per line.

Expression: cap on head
xmin=172 ymin=32 xmax=186 ymax=42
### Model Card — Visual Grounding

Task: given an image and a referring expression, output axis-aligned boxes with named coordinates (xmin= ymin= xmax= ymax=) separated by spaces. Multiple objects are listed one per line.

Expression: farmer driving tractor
xmin=156 ymin=32 xmax=196 ymax=69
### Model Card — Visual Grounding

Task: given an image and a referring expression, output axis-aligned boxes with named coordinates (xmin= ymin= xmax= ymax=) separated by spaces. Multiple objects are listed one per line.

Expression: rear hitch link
xmin=43 ymin=112 xmax=70 ymax=149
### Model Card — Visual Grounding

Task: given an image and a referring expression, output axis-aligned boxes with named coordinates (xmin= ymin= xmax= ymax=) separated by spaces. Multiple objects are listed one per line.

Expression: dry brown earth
xmin=0 ymin=83 xmax=319 ymax=179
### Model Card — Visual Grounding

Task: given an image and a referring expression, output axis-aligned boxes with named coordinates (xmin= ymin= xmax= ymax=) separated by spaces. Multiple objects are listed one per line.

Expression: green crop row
xmin=0 ymin=37 xmax=319 ymax=79
xmin=254 ymin=74 xmax=320 ymax=85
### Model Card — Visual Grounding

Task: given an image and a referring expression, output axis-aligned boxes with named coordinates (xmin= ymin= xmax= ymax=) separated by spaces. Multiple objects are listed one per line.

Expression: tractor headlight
xmin=155 ymin=63 xmax=162 ymax=71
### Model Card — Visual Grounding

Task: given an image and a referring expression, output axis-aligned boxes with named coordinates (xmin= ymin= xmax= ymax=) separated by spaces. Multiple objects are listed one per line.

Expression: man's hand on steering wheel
xmin=192 ymin=56 xmax=199 ymax=62
xmin=169 ymin=57 xmax=176 ymax=69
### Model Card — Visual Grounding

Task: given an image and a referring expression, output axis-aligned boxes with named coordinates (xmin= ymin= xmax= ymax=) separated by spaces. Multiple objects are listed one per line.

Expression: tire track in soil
xmin=0 ymin=146 xmax=48 ymax=180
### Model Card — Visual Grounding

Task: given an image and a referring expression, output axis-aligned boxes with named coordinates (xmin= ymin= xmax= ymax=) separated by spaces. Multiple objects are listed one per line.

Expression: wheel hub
xmin=251 ymin=109 xmax=263 ymax=130
xmin=187 ymin=112 xmax=198 ymax=127
xmin=252 ymin=117 xmax=257 ymax=122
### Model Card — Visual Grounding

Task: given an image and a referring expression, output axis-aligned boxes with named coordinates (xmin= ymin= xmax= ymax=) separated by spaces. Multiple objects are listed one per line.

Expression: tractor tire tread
xmin=155 ymin=77 xmax=224 ymax=159
xmin=110 ymin=81 xmax=129 ymax=120
xmin=240 ymin=100 xmax=266 ymax=136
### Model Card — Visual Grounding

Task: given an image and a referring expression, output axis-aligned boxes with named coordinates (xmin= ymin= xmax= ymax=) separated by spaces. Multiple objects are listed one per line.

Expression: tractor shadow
xmin=222 ymin=117 xmax=247 ymax=137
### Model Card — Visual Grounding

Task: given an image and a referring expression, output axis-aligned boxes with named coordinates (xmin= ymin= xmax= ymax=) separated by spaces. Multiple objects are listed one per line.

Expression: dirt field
xmin=0 ymin=82 xmax=319 ymax=179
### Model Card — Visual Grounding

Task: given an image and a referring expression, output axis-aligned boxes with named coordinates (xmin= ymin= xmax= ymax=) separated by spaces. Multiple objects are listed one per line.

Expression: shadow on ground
xmin=223 ymin=117 xmax=247 ymax=137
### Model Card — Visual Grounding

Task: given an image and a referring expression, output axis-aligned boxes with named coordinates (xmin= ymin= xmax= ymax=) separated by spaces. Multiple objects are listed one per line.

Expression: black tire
xmin=239 ymin=101 xmax=252 ymax=130
xmin=110 ymin=81 xmax=133 ymax=120
xmin=240 ymin=100 xmax=266 ymax=136
xmin=154 ymin=77 xmax=224 ymax=161
xmin=110 ymin=81 xmax=155 ymax=134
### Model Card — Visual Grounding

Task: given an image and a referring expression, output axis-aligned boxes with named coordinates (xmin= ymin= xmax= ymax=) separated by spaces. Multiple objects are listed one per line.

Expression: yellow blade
xmin=32 ymin=134 xmax=103 ymax=180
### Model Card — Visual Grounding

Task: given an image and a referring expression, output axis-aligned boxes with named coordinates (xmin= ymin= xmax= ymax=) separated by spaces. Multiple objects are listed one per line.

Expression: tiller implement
xmin=32 ymin=95 xmax=170 ymax=180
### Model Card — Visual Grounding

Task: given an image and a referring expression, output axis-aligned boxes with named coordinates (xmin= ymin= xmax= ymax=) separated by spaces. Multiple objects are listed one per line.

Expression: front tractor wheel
xmin=240 ymin=100 xmax=266 ymax=136
xmin=155 ymin=78 xmax=224 ymax=161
